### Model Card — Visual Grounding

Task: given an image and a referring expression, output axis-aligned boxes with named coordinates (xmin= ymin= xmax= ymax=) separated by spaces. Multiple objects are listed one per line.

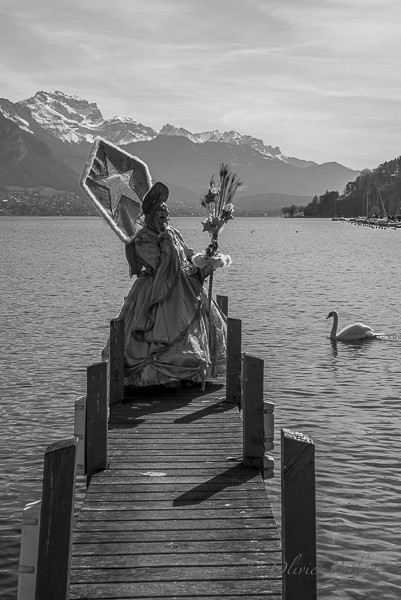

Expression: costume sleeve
xmin=135 ymin=230 xmax=162 ymax=272
xmin=171 ymin=227 xmax=195 ymax=261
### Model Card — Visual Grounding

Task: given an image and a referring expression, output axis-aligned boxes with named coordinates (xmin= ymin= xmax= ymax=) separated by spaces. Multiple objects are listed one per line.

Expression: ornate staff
xmin=192 ymin=163 xmax=243 ymax=312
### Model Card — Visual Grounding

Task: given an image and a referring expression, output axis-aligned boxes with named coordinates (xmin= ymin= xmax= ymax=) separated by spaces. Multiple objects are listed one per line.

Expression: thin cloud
xmin=0 ymin=0 xmax=400 ymax=169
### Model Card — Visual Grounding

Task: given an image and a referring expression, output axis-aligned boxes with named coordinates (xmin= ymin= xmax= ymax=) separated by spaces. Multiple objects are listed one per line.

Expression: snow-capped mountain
xmin=0 ymin=91 xmax=157 ymax=145
xmin=159 ymin=124 xmax=292 ymax=162
xmin=0 ymin=91 xmax=313 ymax=166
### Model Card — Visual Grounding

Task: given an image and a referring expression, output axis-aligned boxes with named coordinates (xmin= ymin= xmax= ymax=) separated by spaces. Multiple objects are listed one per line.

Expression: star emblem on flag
xmin=91 ymin=155 xmax=138 ymax=219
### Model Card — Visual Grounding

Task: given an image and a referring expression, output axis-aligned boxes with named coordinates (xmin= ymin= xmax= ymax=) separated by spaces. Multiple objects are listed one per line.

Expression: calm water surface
xmin=1 ymin=216 xmax=400 ymax=599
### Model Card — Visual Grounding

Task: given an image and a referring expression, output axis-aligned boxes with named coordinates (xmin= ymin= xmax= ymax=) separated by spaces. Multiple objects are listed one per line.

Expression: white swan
xmin=326 ymin=310 xmax=383 ymax=341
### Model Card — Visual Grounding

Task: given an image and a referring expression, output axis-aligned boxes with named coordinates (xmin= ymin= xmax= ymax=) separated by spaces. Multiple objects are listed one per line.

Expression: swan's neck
xmin=330 ymin=313 xmax=338 ymax=339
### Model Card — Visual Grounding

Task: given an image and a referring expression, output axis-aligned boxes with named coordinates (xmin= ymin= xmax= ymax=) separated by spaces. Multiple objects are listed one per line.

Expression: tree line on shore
xmin=303 ymin=156 xmax=401 ymax=218
xmin=280 ymin=204 xmax=306 ymax=217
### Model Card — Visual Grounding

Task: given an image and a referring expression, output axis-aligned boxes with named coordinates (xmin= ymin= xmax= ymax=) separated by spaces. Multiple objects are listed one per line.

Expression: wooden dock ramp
xmin=70 ymin=381 xmax=282 ymax=599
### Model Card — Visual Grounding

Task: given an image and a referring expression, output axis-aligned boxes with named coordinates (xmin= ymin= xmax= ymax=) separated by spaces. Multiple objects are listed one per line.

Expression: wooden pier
xmin=69 ymin=382 xmax=282 ymax=599
xmin=17 ymin=298 xmax=317 ymax=600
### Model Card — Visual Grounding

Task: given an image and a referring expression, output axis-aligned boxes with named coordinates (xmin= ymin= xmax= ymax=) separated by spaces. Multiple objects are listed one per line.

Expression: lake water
xmin=1 ymin=216 xmax=400 ymax=599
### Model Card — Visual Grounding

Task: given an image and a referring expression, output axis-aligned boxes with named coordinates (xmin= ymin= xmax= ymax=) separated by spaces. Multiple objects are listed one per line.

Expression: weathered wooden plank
xmin=97 ymin=467 xmax=247 ymax=475
xmin=108 ymin=432 xmax=241 ymax=439
xmin=78 ymin=508 xmax=275 ymax=521
xmin=88 ymin=469 xmax=262 ymax=481
xmin=80 ymin=497 xmax=271 ymax=509
xmin=83 ymin=495 xmax=269 ymax=506
xmin=117 ymin=397 xmax=227 ymax=406
xmin=75 ymin=517 xmax=277 ymax=531
xmin=71 ymin=551 xmax=281 ymax=568
xmin=108 ymin=428 xmax=240 ymax=434
xmin=69 ymin=579 xmax=282 ymax=598
xmin=109 ymin=419 xmax=239 ymax=425
xmin=72 ymin=528 xmax=281 ymax=543
xmin=88 ymin=467 xmax=263 ymax=479
xmin=72 ymin=539 xmax=281 ymax=556
xmin=109 ymin=419 xmax=239 ymax=427
xmin=109 ymin=416 xmax=239 ymax=424
xmin=106 ymin=448 xmax=243 ymax=457
xmin=84 ymin=488 xmax=268 ymax=499
xmin=107 ymin=437 xmax=241 ymax=444
xmin=71 ymin=563 xmax=282 ymax=583
xmin=108 ymin=459 xmax=243 ymax=467
xmin=83 ymin=482 xmax=265 ymax=494
xmin=109 ymin=442 xmax=239 ymax=452
xmin=111 ymin=414 xmax=239 ymax=424
xmin=72 ymin=596 xmax=280 ymax=600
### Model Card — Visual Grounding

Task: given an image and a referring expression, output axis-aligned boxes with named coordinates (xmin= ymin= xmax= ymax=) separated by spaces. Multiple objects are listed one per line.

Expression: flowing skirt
xmin=105 ymin=272 xmax=227 ymax=387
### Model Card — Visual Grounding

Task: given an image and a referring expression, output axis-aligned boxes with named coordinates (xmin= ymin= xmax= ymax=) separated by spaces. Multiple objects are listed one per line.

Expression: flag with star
xmin=80 ymin=137 xmax=152 ymax=243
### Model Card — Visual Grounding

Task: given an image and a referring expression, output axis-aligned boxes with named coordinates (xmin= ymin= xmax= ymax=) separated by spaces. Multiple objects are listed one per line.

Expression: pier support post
xmin=17 ymin=500 xmax=41 ymax=600
xmin=216 ymin=294 xmax=228 ymax=317
xmin=74 ymin=395 xmax=86 ymax=476
xmin=35 ymin=438 xmax=77 ymax=600
xmin=263 ymin=401 xmax=275 ymax=479
xmin=226 ymin=318 xmax=242 ymax=405
xmin=86 ymin=361 xmax=108 ymax=485
xmin=242 ymin=353 xmax=264 ymax=468
xmin=110 ymin=317 xmax=125 ymax=405
xmin=281 ymin=428 xmax=317 ymax=600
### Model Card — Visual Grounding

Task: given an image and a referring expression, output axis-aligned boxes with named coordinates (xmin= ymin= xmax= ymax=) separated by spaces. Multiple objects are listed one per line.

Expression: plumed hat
xmin=142 ymin=181 xmax=169 ymax=215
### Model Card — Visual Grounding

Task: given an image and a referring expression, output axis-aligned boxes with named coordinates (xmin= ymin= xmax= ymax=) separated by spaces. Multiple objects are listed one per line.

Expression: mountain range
xmin=0 ymin=90 xmax=360 ymax=215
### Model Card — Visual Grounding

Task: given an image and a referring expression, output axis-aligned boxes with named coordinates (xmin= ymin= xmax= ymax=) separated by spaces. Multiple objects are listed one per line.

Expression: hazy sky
xmin=1 ymin=0 xmax=400 ymax=170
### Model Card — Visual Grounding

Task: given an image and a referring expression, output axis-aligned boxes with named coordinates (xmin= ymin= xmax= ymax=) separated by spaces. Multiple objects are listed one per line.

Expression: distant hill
xmin=0 ymin=112 xmax=80 ymax=193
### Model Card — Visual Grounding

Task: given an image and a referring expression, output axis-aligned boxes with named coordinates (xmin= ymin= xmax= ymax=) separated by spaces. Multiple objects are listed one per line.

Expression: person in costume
xmin=117 ymin=181 xmax=227 ymax=388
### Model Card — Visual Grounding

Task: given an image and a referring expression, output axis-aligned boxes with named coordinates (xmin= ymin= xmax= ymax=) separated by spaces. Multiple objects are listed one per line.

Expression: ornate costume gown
xmin=115 ymin=225 xmax=226 ymax=387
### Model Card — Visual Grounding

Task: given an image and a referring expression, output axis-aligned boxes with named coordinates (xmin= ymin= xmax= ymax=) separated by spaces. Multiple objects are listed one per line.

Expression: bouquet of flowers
xmin=192 ymin=163 xmax=242 ymax=313
xmin=192 ymin=163 xmax=242 ymax=271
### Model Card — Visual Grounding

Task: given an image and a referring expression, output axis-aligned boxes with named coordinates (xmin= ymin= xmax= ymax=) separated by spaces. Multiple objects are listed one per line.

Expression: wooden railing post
xmin=242 ymin=353 xmax=264 ymax=468
xmin=281 ymin=428 xmax=317 ymax=600
xmin=86 ymin=361 xmax=108 ymax=485
xmin=216 ymin=294 xmax=228 ymax=317
xmin=110 ymin=317 xmax=125 ymax=405
xmin=35 ymin=438 xmax=77 ymax=600
xmin=226 ymin=318 xmax=242 ymax=405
